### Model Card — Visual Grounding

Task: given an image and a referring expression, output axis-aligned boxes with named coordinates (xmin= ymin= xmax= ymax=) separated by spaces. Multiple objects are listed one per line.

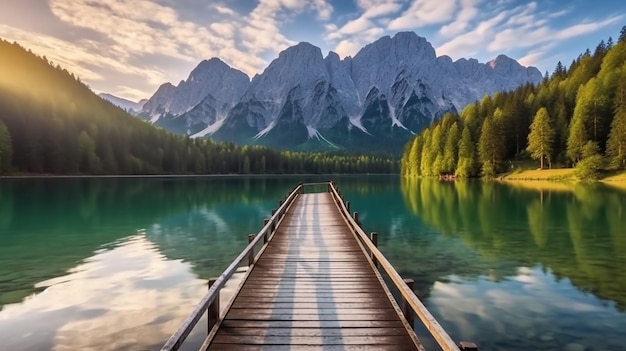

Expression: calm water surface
xmin=0 ymin=176 xmax=625 ymax=350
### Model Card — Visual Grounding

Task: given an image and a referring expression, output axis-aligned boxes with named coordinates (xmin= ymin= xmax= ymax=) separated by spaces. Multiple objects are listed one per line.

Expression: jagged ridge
xmin=140 ymin=32 xmax=542 ymax=154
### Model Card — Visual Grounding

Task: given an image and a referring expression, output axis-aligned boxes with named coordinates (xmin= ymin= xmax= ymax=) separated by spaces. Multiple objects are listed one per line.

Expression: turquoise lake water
xmin=0 ymin=176 xmax=624 ymax=350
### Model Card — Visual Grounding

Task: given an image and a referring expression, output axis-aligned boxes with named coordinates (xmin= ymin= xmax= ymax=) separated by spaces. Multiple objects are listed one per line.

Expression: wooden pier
xmin=161 ymin=182 xmax=473 ymax=351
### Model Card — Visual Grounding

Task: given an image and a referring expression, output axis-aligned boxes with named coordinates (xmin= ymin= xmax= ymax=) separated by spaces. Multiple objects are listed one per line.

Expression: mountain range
xmin=130 ymin=32 xmax=542 ymax=154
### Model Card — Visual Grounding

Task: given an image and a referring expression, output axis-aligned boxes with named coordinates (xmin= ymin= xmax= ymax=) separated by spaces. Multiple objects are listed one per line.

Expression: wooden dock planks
xmin=207 ymin=193 xmax=421 ymax=350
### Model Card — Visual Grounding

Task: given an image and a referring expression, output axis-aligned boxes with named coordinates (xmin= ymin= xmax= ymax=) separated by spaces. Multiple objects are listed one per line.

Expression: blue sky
xmin=0 ymin=0 xmax=624 ymax=101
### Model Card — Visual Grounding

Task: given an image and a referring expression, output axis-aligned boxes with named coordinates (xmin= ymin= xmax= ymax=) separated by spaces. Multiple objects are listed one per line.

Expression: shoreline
xmin=500 ymin=168 xmax=626 ymax=191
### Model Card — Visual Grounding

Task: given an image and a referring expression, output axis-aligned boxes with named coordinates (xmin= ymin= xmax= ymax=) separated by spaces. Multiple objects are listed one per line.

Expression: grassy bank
xmin=500 ymin=167 xmax=626 ymax=191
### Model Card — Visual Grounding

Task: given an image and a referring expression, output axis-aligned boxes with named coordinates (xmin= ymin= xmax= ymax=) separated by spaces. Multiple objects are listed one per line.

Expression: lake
xmin=0 ymin=176 xmax=625 ymax=351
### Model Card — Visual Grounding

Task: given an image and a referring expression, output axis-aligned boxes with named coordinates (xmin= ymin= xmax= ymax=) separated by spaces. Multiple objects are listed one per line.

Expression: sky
xmin=0 ymin=0 xmax=624 ymax=102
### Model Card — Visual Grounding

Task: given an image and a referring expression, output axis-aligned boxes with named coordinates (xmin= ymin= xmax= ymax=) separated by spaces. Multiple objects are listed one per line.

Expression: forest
xmin=0 ymin=39 xmax=397 ymax=175
xmin=400 ymin=27 xmax=626 ymax=180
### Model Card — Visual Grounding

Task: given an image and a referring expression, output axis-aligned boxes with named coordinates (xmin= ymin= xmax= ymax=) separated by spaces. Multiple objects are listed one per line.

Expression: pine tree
xmin=478 ymin=115 xmax=505 ymax=177
xmin=619 ymin=25 xmax=626 ymax=43
xmin=442 ymin=122 xmax=459 ymax=174
xmin=0 ymin=119 xmax=13 ymax=172
xmin=607 ymin=76 xmax=626 ymax=169
xmin=408 ymin=136 xmax=423 ymax=177
xmin=455 ymin=125 xmax=478 ymax=177
xmin=527 ymin=107 xmax=555 ymax=169
xmin=420 ymin=129 xmax=433 ymax=176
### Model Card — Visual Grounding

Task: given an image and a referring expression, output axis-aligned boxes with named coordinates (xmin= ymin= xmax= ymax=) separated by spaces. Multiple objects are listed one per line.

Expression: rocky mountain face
xmin=99 ymin=93 xmax=146 ymax=113
xmin=140 ymin=32 xmax=542 ymax=153
xmin=139 ymin=58 xmax=250 ymax=135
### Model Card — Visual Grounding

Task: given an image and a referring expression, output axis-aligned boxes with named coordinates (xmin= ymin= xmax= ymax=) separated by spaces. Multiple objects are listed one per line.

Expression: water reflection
xmin=0 ymin=235 xmax=211 ymax=351
xmin=2 ymin=176 xmax=625 ymax=351
xmin=0 ymin=176 xmax=293 ymax=308
xmin=0 ymin=176 xmax=298 ymax=351
xmin=398 ymin=178 xmax=626 ymax=350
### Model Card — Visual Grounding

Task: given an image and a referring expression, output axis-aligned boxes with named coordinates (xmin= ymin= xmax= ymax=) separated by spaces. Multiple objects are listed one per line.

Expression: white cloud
xmin=340 ymin=17 xmax=374 ymax=35
xmin=240 ymin=0 xmax=333 ymax=57
xmin=32 ymin=0 xmax=329 ymax=99
xmin=388 ymin=0 xmax=457 ymax=30
xmin=311 ymin=0 xmax=334 ymax=20
xmin=440 ymin=0 xmax=482 ymax=37
xmin=437 ymin=0 xmax=622 ymax=72
xmin=518 ymin=51 xmax=544 ymax=67
xmin=210 ymin=22 xmax=236 ymax=38
xmin=437 ymin=11 xmax=508 ymax=58
xmin=363 ymin=2 xmax=404 ymax=19
xmin=214 ymin=5 xmax=236 ymax=16
xmin=325 ymin=0 xmax=401 ymax=58
xmin=335 ymin=39 xmax=364 ymax=58
xmin=554 ymin=16 xmax=623 ymax=40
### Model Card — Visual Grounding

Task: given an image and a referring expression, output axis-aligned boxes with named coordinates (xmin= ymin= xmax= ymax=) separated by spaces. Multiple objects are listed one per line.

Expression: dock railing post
xmin=459 ymin=341 xmax=479 ymax=351
xmin=263 ymin=219 xmax=270 ymax=243
xmin=208 ymin=278 xmax=219 ymax=333
xmin=370 ymin=232 xmax=378 ymax=268
xmin=402 ymin=278 xmax=415 ymax=328
xmin=346 ymin=201 xmax=350 ymax=213
xmin=248 ymin=234 xmax=255 ymax=266
xmin=353 ymin=212 xmax=359 ymax=227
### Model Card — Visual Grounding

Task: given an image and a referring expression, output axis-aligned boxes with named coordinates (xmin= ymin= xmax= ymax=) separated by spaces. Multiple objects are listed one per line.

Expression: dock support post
xmin=459 ymin=341 xmax=479 ymax=350
xmin=370 ymin=232 xmax=378 ymax=268
xmin=263 ymin=219 xmax=270 ymax=243
xmin=402 ymin=278 xmax=415 ymax=328
xmin=346 ymin=201 xmax=350 ymax=213
xmin=271 ymin=209 xmax=277 ymax=217
xmin=208 ymin=278 xmax=219 ymax=333
xmin=353 ymin=212 xmax=359 ymax=227
xmin=248 ymin=234 xmax=255 ymax=266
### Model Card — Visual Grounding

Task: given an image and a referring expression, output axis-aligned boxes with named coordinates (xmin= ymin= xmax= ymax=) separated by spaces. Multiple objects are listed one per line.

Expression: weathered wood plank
xmin=233 ymin=296 xmax=386 ymax=303
xmin=228 ymin=306 xmax=397 ymax=319
xmin=234 ymin=291 xmax=383 ymax=298
xmin=219 ymin=320 xmax=406 ymax=329
xmin=230 ymin=302 xmax=394 ymax=309
xmin=212 ymin=335 xmax=414 ymax=345
xmin=224 ymin=312 xmax=401 ymax=321
xmin=209 ymin=344 xmax=418 ymax=351
xmin=216 ymin=327 xmax=411 ymax=337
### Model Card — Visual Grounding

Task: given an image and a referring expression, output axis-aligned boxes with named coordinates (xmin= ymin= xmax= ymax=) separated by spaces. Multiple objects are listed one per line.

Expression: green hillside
xmin=401 ymin=27 xmax=626 ymax=180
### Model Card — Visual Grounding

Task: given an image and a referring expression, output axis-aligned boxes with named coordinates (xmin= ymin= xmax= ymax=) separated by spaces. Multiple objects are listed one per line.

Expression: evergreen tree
xmin=0 ymin=119 xmax=13 ymax=172
xmin=607 ymin=76 xmax=626 ymax=169
xmin=455 ymin=125 xmax=478 ymax=177
xmin=527 ymin=107 xmax=555 ymax=169
xmin=430 ymin=124 xmax=445 ymax=175
xmin=420 ymin=129 xmax=433 ymax=176
xmin=405 ymin=136 xmax=423 ymax=177
xmin=478 ymin=115 xmax=505 ymax=177
xmin=442 ymin=122 xmax=459 ymax=174
xmin=400 ymin=138 xmax=412 ymax=176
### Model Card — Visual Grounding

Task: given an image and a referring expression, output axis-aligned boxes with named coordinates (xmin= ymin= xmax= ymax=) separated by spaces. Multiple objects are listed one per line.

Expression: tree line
xmin=0 ymin=39 xmax=398 ymax=175
xmin=401 ymin=26 xmax=626 ymax=180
